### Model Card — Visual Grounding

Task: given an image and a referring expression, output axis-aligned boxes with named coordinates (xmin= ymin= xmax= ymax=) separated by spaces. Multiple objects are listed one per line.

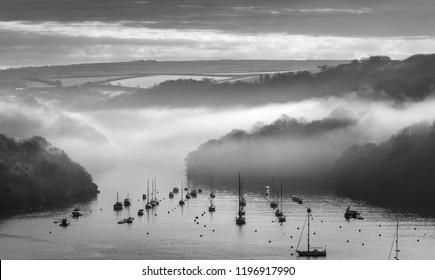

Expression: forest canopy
xmin=334 ymin=121 xmax=435 ymax=211
xmin=0 ymin=134 xmax=98 ymax=212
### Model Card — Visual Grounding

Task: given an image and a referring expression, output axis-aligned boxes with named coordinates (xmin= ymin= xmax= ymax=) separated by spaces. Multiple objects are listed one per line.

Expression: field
xmin=0 ymin=60 xmax=348 ymax=89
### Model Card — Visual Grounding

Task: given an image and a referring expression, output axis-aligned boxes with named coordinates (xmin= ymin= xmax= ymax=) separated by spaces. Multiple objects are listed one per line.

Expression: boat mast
xmin=147 ymin=180 xmax=149 ymax=204
xmin=238 ymin=173 xmax=241 ymax=213
xmin=155 ymin=176 xmax=157 ymax=201
xmin=307 ymin=209 xmax=311 ymax=251
xmin=272 ymin=178 xmax=274 ymax=203
xmin=117 ymin=192 xmax=119 ymax=203
xmin=395 ymin=222 xmax=399 ymax=260
xmin=280 ymin=182 xmax=283 ymax=213
xmin=241 ymin=176 xmax=244 ymax=198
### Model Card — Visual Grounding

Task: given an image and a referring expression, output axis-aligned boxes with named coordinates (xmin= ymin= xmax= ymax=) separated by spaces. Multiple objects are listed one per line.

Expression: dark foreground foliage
xmin=334 ymin=121 xmax=435 ymax=212
xmin=0 ymin=134 xmax=98 ymax=212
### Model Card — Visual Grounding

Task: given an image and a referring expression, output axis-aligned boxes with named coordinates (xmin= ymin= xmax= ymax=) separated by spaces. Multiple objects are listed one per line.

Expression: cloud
xmin=0 ymin=0 xmax=434 ymax=67
xmin=0 ymin=0 xmax=434 ymax=36
xmin=1 ymin=20 xmax=435 ymax=67
xmin=233 ymin=6 xmax=372 ymax=15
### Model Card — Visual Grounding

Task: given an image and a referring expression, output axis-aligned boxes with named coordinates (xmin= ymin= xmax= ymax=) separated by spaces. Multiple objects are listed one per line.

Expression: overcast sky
xmin=1 ymin=0 xmax=434 ymax=67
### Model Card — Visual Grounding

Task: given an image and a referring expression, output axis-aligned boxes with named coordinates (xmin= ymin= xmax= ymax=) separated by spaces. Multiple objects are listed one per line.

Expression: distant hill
xmin=2 ymin=55 xmax=434 ymax=109
xmin=96 ymin=54 xmax=435 ymax=109
xmin=0 ymin=134 xmax=99 ymax=212
xmin=334 ymin=121 xmax=435 ymax=212
xmin=0 ymin=59 xmax=343 ymax=88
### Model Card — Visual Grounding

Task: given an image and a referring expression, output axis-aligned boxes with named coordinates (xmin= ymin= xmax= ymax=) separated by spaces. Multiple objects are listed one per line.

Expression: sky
xmin=0 ymin=0 xmax=435 ymax=67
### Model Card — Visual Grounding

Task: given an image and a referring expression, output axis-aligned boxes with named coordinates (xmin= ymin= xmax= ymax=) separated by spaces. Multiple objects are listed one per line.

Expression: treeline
xmin=261 ymin=54 xmax=435 ymax=101
xmin=0 ymin=134 xmax=99 ymax=212
xmin=185 ymin=114 xmax=357 ymax=187
xmin=95 ymin=54 xmax=435 ymax=109
xmin=334 ymin=121 xmax=435 ymax=212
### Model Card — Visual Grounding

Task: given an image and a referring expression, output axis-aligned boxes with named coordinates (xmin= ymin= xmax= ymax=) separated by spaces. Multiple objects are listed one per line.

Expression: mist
xmin=2 ymin=90 xmax=435 ymax=191
xmin=185 ymin=94 xmax=435 ymax=188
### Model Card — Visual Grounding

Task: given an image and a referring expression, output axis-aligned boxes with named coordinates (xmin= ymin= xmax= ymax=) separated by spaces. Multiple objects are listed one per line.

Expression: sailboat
xmin=388 ymin=222 xmax=400 ymax=260
xmin=150 ymin=177 xmax=157 ymax=207
xmin=137 ymin=208 xmax=144 ymax=216
xmin=276 ymin=183 xmax=286 ymax=222
xmin=59 ymin=218 xmax=70 ymax=227
xmin=114 ymin=193 xmax=123 ymax=210
xmin=208 ymin=179 xmax=216 ymax=212
xmin=240 ymin=177 xmax=246 ymax=207
xmin=124 ymin=193 xmax=131 ymax=207
xmin=208 ymin=199 xmax=216 ymax=212
xmin=270 ymin=180 xmax=278 ymax=208
xmin=184 ymin=176 xmax=191 ymax=199
xmin=142 ymin=183 xmax=146 ymax=200
xmin=154 ymin=176 xmax=159 ymax=205
xmin=190 ymin=189 xmax=197 ymax=198
xmin=210 ymin=178 xmax=216 ymax=198
xmin=296 ymin=208 xmax=326 ymax=257
xmin=145 ymin=180 xmax=151 ymax=210
xmin=179 ymin=180 xmax=185 ymax=206
xmin=235 ymin=173 xmax=246 ymax=225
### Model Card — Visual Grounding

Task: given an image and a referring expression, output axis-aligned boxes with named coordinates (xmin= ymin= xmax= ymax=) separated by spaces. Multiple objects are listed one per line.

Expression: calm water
xmin=1 ymin=178 xmax=434 ymax=260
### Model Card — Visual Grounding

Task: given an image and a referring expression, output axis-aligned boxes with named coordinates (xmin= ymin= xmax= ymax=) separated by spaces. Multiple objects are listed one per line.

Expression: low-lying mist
xmin=186 ymin=94 xmax=435 ymax=188
xmin=2 ymin=91 xmax=435 ymax=190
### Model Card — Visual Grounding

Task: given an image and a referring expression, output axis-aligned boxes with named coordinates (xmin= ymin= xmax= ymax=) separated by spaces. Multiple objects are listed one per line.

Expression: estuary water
xmin=1 ymin=179 xmax=434 ymax=260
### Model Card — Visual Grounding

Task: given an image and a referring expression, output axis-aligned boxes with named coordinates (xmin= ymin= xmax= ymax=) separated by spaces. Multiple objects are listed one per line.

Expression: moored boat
xmin=145 ymin=180 xmax=152 ymax=209
xmin=190 ymin=189 xmax=197 ymax=198
xmin=124 ymin=194 xmax=131 ymax=207
xmin=114 ymin=193 xmax=123 ymax=210
xmin=208 ymin=200 xmax=216 ymax=212
xmin=72 ymin=208 xmax=83 ymax=217
xmin=344 ymin=206 xmax=360 ymax=219
xmin=179 ymin=182 xmax=185 ymax=205
xmin=235 ymin=173 xmax=246 ymax=225
xmin=296 ymin=208 xmax=326 ymax=257
xmin=59 ymin=218 xmax=70 ymax=227
xmin=276 ymin=183 xmax=286 ymax=222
